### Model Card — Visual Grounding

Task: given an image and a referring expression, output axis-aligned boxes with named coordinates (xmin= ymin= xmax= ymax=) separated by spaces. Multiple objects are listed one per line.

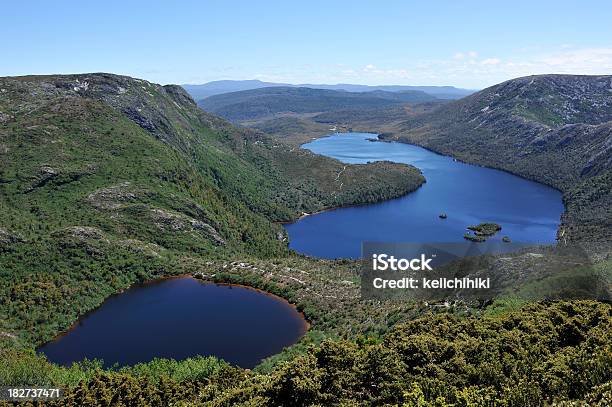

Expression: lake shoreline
xmin=276 ymin=134 xmax=427 ymax=225
xmin=37 ymin=275 xmax=310 ymax=366
xmin=278 ymin=179 xmax=426 ymax=225
xmin=284 ymin=132 xmax=564 ymax=259
xmin=381 ymin=134 xmax=568 ymax=241
xmin=193 ymin=275 xmax=311 ymax=332
xmin=317 ymin=131 xmax=567 ymax=196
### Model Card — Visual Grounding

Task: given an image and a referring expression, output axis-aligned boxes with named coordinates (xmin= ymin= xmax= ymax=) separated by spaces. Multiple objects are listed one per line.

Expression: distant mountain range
xmin=182 ymin=80 xmax=475 ymax=100
xmin=198 ymin=86 xmax=438 ymax=122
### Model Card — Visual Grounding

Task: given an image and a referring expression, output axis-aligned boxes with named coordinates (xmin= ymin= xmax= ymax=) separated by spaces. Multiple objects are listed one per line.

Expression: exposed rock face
xmin=118 ymin=239 xmax=164 ymax=258
xmin=24 ymin=166 xmax=58 ymax=193
xmin=487 ymin=74 xmax=612 ymax=125
xmin=46 ymin=226 xmax=112 ymax=257
xmin=150 ymin=208 xmax=225 ymax=246
xmin=0 ymin=111 xmax=11 ymax=124
xmin=0 ymin=73 xmax=224 ymax=152
xmin=60 ymin=226 xmax=108 ymax=242
xmin=392 ymin=75 xmax=612 ymax=187
xmin=0 ymin=228 xmax=24 ymax=250
xmin=0 ymin=331 xmax=17 ymax=341
xmin=85 ymin=183 xmax=226 ymax=246
xmin=87 ymin=182 xmax=138 ymax=210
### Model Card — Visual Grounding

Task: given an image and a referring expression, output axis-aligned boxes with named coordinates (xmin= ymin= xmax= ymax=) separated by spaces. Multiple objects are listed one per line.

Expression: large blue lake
xmin=284 ymin=133 xmax=564 ymax=259
xmin=39 ymin=277 xmax=308 ymax=369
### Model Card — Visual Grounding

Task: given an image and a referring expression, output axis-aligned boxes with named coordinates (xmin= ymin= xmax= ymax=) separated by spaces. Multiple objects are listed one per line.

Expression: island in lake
xmin=463 ymin=223 xmax=503 ymax=242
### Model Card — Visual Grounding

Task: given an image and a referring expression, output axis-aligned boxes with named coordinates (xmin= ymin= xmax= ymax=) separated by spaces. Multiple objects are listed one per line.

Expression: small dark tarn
xmin=38 ymin=277 xmax=308 ymax=369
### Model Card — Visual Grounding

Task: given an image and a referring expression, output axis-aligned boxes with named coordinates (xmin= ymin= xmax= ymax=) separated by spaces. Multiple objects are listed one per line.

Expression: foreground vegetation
xmin=2 ymin=301 xmax=610 ymax=406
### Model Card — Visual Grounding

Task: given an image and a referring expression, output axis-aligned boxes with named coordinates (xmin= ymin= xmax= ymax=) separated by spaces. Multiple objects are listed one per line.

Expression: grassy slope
xmin=246 ymin=115 xmax=334 ymax=145
xmin=243 ymin=102 xmax=447 ymax=146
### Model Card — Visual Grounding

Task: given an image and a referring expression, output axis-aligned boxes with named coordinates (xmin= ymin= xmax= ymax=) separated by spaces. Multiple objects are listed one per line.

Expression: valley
xmin=0 ymin=73 xmax=610 ymax=407
xmin=201 ymin=75 xmax=612 ymax=249
xmin=3 ymin=3 xmax=612 ymax=405
xmin=0 ymin=73 xmax=425 ymax=348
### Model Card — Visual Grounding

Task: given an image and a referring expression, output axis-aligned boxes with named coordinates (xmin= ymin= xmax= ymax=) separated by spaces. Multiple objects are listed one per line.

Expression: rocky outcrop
xmin=50 ymin=226 xmax=110 ymax=256
xmin=0 ymin=73 xmax=208 ymax=151
xmin=87 ymin=182 xmax=138 ymax=210
xmin=150 ymin=208 xmax=225 ymax=245
xmin=0 ymin=228 xmax=24 ymax=251
xmin=60 ymin=226 xmax=108 ymax=242
xmin=118 ymin=238 xmax=164 ymax=258
xmin=23 ymin=166 xmax=58 ymax=193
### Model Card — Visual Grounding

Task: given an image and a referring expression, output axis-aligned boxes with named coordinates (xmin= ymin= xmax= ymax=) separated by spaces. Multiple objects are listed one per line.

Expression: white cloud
xmin=536 ymin=48 xmax=612 ymax=72
xmin=414 ymin=47 xmax=612 ymax=87
xmin=198 ymin=47 xmax=612 ymax=89
xmin=481 ymin=58 xmax=501 ymax=65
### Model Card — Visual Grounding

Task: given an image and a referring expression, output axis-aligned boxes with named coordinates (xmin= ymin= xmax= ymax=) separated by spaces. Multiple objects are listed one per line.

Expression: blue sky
xmin=3 ymin=1 xmax=612 ymax=88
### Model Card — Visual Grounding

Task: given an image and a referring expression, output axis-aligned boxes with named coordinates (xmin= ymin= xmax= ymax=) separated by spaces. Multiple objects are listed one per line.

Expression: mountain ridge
xmin=197 ymin=86 xmax=438 ymax=122
xmin=183 ymin=79 xmax=475 ymax=100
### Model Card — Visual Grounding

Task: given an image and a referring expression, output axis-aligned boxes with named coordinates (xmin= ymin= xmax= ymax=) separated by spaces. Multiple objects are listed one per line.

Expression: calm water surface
xmin=39 ymin=277 xmax=308 ymax=368
xmin=284 ymin=133 xmax=564 ymax=258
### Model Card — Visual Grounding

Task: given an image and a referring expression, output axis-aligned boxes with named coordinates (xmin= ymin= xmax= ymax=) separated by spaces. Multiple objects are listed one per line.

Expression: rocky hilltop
xmin=383 ymin=74 xmax=612 ymax=244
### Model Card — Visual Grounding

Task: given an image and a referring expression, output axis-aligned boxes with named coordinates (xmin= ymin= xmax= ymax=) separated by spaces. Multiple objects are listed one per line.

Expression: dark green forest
xmin=3 ymin=302 xmax=610 ymax=406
